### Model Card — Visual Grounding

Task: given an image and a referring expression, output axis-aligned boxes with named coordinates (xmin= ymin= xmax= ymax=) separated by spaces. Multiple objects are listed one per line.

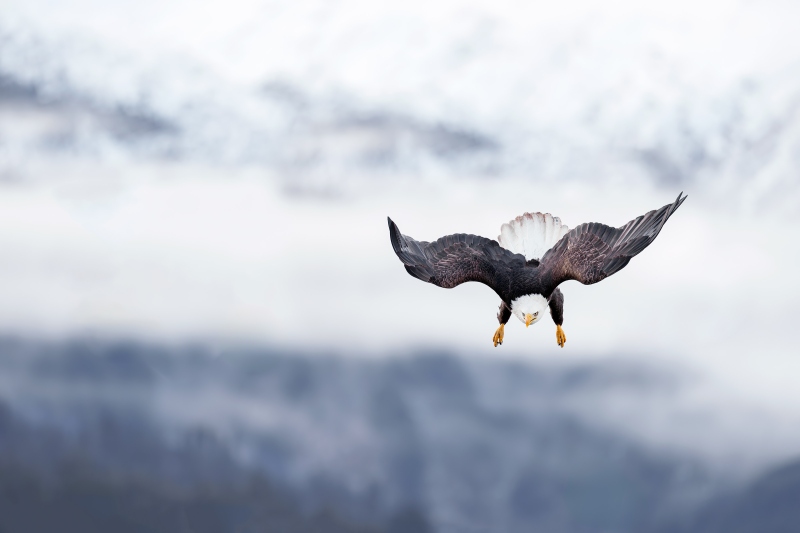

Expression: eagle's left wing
xmin=388 ymin=217 xmax=526 ymax=302
xmin=537 ymin=193 xmax=687 ymax=290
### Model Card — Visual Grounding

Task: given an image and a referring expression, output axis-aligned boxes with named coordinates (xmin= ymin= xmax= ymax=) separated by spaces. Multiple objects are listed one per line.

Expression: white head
xmin=510 ymin=294 xmax=549 ymax=327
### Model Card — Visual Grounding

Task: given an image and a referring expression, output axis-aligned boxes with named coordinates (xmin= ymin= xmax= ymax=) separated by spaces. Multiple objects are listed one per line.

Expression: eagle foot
xmin=492 ymin=324 xmax=505 ymax=347
xmin=556 ymin=325 xmax=566 ymax=348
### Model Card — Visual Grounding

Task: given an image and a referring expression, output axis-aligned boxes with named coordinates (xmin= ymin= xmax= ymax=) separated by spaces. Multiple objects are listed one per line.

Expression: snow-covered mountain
xmin=0 ymin=338 xmax=753 ymax=533
xmin=2 ymin=1 xmax=800 ymax=211
xmin=3 ymin=338 xmax=800 ymax=533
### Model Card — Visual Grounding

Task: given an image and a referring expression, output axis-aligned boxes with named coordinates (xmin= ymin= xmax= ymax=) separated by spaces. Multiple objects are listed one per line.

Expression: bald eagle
xmin=388 ymin=193 xmax=686 ymax=347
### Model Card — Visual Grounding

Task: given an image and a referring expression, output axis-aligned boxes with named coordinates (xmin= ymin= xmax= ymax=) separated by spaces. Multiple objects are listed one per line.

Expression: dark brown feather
xmin=388 ymin=217 xmax=526 ymax=301
xmin=538 ymin=193 xmax=686 ymax=291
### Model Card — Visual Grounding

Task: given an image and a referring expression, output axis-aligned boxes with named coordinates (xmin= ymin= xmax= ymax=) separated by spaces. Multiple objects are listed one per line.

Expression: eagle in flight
xmin=388 ymin=193 xmax=686 ymax=348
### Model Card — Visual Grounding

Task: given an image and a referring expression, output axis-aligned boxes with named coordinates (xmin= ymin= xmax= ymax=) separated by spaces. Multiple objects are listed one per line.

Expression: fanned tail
xmin=498 ymin=212 xmax=570 ymax=261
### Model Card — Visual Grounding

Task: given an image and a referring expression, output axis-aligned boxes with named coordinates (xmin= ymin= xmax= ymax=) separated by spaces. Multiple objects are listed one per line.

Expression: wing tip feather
xmin=387 ymin=217 xmax=404 ymax=254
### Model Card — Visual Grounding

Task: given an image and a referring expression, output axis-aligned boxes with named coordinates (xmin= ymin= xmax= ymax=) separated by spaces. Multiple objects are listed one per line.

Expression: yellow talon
xmin=556 ymin=324 xmax=566 ymax=348
xmin=493 ymin=324 xmax=505 ymax=347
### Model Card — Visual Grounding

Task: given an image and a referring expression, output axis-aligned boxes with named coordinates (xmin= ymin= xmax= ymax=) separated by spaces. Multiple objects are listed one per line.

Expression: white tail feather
xmin=498 ymin=212 xmax=570 ymax=261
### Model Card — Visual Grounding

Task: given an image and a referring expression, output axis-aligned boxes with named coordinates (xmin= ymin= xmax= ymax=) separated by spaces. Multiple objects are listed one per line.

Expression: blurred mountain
xmin=660 ymin=460 xmax=800 ymax=533
xmin=3 ymin=337 xmax=793 ymax=533
xmin=0 ymin=459 xmax=420 ymax=533
xmin=2 ymin=7 xmax=800 ymax=210
xmin=0 ymin=24 xmax=499 ymax=182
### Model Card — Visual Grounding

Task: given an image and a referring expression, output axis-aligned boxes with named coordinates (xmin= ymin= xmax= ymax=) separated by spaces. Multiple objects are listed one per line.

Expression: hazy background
xmin=1 ymin=1 xmax=800 ymax=532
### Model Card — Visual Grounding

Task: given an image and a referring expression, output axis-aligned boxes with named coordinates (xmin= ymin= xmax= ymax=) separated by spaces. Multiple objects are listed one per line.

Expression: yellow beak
xmin=525 ymin=314 xmax=534 ymax=327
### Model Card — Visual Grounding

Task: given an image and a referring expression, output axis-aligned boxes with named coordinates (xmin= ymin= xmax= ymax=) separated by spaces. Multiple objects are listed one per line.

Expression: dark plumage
xmin=388 ymin=193 xmax=687 ymax=347
xmin=538 ymin=194 xmax=687 ymax=288
xmin=388 ymin=226 xmax=526 ymax=297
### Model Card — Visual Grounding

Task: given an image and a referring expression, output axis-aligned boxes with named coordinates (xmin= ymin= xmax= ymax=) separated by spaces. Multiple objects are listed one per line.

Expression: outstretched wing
xmin=538 ymin=193 xmax=687 ymax=290
xmin=388 ymin=217 xmax=526 ymax=301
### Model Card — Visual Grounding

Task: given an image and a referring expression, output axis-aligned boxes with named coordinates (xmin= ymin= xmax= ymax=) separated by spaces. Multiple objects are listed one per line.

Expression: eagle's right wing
xmin=388 ymin=217 xmax=526 ymax=301
xmin=537 ymin=193 xmax=687 ymax=290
